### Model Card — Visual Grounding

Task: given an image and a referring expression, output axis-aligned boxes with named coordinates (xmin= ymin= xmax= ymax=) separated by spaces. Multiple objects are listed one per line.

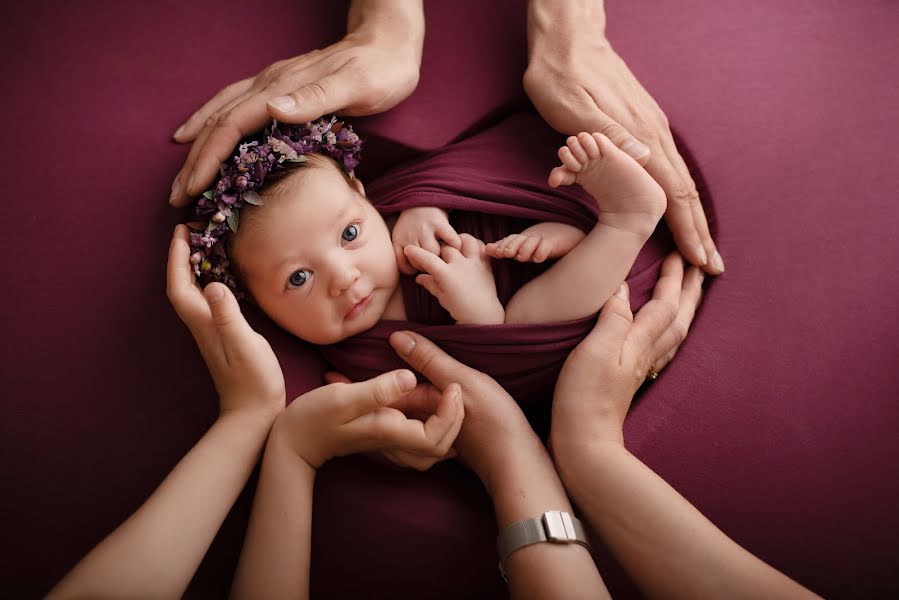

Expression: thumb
xmin=204 ymin=283 xmax=251 ymax=342
xmin=266 ymin=71 xmax=356 ymax=124
xmin=389 ymin=330 xmax=470 ymax=391
xmin=591 ymin=117 xmax=651 ymax=166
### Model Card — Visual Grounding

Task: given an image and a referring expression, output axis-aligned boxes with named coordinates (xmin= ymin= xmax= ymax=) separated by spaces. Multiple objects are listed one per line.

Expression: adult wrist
xmin=527 ymin=0 xmax=607 ymax=59
xmin=346 ymin=0 xmax=425 ymax=55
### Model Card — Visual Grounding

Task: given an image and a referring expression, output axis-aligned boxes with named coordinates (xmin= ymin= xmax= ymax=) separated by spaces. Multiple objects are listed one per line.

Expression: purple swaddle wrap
xmin=316 ymin=112 xmax=675 ymax=406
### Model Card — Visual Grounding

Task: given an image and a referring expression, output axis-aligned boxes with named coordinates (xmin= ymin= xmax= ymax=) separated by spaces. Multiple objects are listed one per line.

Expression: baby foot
xmin=548 ymin=132 xmax=666 ymax=236
xmin=485 ymin=222 xmax=586 ymax=263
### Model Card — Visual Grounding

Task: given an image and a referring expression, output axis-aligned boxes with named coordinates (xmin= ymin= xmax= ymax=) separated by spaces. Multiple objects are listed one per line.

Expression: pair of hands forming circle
xmin=168 ymin=223 xmax=704 ymax=473
xmin=168 ymin=17 xmax=723 ymax=276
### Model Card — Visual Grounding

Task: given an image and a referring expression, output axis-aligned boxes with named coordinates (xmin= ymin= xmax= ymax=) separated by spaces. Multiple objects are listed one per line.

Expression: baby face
xmin=230 ymin=162 xmax=399 ymax=344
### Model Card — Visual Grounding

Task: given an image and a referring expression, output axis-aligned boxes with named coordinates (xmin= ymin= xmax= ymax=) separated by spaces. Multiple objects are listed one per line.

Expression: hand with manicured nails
xmin=392 ymin=207 xmax=463 ymax=275
xmin=166 ymin=224 xmax=285 ymax=420
xmin=551 ymin=251 xmax=704 ymax=451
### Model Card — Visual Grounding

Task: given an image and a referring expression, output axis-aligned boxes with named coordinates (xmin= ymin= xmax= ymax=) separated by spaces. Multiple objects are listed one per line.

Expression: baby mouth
xmin=345 ymin=292 xmax=373 ymax=319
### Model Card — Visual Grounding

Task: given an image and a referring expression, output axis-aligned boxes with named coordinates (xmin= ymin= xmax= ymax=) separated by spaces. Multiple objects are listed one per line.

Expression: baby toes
xmin=548 ymin=166 xmax=578 ymax=188
xmin=502 ymin=235 xmax=527 ymax=258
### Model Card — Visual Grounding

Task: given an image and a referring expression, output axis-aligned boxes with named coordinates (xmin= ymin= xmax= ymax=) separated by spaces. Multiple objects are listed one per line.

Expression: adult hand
xmin=551 ymin=252 xmax=704 ymax=450
xmin=387 ymin=330 xmax=541 ymax=491
xmin=169 ymin=6 xmax=424 ymax=207
xmin=525 ymin=20 xmax=724 ymax=275
xmin=166 ymin=224 xmax=285 ymax=420
xmin=274 ymin=369 xmax=464 ymax=469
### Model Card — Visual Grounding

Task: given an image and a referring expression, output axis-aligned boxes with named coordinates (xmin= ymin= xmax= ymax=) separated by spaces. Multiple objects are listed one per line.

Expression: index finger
xmin=389 ymin=330 xmax=473 ymax=392
xmin=642 ymin=144 xmax=708 ymax=269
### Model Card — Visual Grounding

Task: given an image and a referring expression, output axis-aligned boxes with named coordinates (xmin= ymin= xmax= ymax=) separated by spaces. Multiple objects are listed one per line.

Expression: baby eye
xmin=342 ymin=224 xmax=359 ymax=242
xmin=287 ymin=269 xmax=310 ymax=288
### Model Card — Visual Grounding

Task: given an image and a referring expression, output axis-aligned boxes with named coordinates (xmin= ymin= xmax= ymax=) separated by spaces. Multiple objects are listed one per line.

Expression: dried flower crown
xmin=185 ymin=115 xmax=363 ymax=298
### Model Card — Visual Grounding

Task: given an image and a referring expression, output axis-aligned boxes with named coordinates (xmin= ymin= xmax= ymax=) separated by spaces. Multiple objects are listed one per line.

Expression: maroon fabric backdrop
xmin=1 ymin=1 xmax=897 ymax=598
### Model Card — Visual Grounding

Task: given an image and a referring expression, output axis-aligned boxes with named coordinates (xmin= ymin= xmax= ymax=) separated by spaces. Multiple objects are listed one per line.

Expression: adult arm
xmin=169 ymin=0 xmax=425 ymax=206
xmin=389 ymin=331 xmax=609 ymax=600
xmin=524 ymin=0 xmax=724 ymax=275
xmin=551 ymin=253 xmax=818 ymax=599
xmin=48 ymin=226 xmax=286 ymax=599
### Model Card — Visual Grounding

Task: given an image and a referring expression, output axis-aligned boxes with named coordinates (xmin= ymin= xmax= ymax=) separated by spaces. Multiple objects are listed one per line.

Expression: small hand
xmin=551 ymin=252 xmax=705 ymax=452
xmin=169 ymin=31 xmax=422 ymax=207
xmin=485 ymin=222 xmax=585 ymax=263
xmin=391 ymin=207 xmax=462 ymax=275
xmin=166 ymin=225 xmax=285 ymax=420
xmin=274 ymin=369 xmax=463 ymax=469
xmin=525 ymin=36 xmax=724 ymax=274
xmin=403 ymin=233 xmax=504 ymax=325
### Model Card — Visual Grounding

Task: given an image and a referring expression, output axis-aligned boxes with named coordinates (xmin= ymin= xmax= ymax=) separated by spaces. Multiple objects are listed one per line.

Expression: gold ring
xmin=646 ymin=366 xmax=659 ymax=381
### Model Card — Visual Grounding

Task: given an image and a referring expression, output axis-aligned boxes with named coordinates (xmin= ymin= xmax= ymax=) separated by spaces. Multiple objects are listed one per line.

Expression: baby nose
xmin=329 ymin=260 xmax=361 ymax=297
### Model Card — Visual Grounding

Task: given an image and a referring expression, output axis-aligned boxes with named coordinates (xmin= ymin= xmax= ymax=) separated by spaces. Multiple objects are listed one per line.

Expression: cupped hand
xmin=169 ymin=31 xmax=422 ymax=208
xmin=166 ymin=224 xmax=285 ymax=420
xmin=524 ymin=38 xmax=724 ymax=275
xmin=392 ymin=207 xmax=463 ymax=275
xmin=551 ymin=252 xmax=705 ymax=452
xmin=273 ymin=368 xmax=463 ymax=469
xmin=388 ymin=330 xmax=541 ymax=490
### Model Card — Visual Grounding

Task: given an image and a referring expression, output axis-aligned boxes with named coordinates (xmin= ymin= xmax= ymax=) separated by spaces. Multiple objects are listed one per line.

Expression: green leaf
xmin=203 ymin=190 xmax=214 ymax=200
xmin=242 ymin=190 xmax=263 ymax=206
xmin=287 ymin=155 xmax=308 ymax=163
xmin=264 ymin=128 xmax=271 ymax=137
xmin=227 ymin=210 xmax=240 ymax=233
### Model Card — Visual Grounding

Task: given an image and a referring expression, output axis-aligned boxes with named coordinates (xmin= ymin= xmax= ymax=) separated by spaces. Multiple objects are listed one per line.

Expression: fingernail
xmin=622 ymin=140 xmax=650 ymax=160
xmin=614 ymin=283 xmax=628 ymax=299
xmin=696 ymin=244 xmax=708 ymax=266
xmin=710 ymin=250 xmax=725 ymax=273
xmin=396 ymin=370 xmax=416 ymax=390
xmin=391 ymin=331 xmax=416 ymax=356
xmin=172 ymin=124 xmax=186 ymax=140
xmin=169 ymin=179 xmax=183 ymax=205
xmin=268 ymin=96 xmax=296 ymax=112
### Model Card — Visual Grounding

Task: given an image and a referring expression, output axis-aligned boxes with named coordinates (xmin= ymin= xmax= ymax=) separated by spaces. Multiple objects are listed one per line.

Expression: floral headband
xmin=185 ymin=116 xmax=363 ymax=298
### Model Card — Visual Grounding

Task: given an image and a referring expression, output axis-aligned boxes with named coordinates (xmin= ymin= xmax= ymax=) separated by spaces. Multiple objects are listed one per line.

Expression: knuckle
xmin=671 ymin=320 xmax=689 ymax=345
xmin=299 ymin=81 xmax=329 ymax=106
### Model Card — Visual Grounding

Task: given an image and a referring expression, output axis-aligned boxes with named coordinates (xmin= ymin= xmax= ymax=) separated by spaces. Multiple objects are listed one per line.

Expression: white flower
xmin=267 ymin=136 xmax=299 ymax=163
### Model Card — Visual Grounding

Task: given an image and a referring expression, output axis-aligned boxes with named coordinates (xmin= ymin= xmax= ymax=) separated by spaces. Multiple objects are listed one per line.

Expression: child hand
xmin=273 ymin=369 xmax=464 ymax=469
xmin=403 ymin=234 xmax=505 ymax=325
xmin=392 ymin=207 xmax=463 ymax=275
xmin=167 ymin=225 xmax=285 ymax=421
xmin=485 ymin=222 xmax=586 ymax=263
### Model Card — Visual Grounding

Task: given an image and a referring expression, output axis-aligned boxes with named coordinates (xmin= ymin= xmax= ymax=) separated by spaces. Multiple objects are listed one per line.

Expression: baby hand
xmin=403 ymin=233 xmax=505 ymax=325
xmin=392 ymin=207 xmax=463 ymax=275
xmin=272 ymin=369 xmax=464 ymax=469
xmin=485 ymin=222 xmax=586 ymax=263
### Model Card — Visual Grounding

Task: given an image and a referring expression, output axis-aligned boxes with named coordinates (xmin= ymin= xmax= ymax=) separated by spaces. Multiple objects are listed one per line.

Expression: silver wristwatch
xmin=496 ymin=510 xmax=591 ymax=580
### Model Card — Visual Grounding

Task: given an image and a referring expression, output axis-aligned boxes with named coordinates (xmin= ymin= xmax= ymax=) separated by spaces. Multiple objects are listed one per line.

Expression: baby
xmin=189 ymin=117 xmax=665 ymax=345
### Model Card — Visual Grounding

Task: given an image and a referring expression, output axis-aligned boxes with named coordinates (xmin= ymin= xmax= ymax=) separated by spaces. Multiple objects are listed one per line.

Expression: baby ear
xmin=350 ymin=172 xmax=366 ymax=197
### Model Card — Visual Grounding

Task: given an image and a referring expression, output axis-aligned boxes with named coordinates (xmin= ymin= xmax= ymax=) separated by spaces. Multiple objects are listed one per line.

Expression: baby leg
xmin=504 ymin=133 xmax=665 ymax=324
